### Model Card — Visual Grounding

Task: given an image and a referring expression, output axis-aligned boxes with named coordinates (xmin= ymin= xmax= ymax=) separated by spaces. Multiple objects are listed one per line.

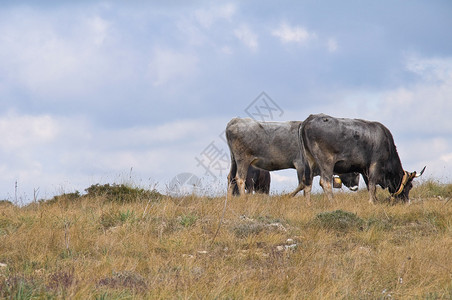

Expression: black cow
xmin=226 ymin=117 xmax=360 ymax=200
xmin=300 ymin=113 xmax=425 ymax=203
xmin=231 ymin=166 xmax=271 ymax=195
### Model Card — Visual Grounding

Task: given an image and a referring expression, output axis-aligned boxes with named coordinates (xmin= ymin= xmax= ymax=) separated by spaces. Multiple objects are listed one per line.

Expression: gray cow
xmin=226 ymin=117 xmax=359 ymax=201
xmin=301 ymin=113 xmax=425 ymax=203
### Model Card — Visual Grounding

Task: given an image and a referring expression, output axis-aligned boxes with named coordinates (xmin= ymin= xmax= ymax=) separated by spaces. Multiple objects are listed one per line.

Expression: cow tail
xmin=229 ymin=151 xmax=237 ymax=183
xmin=298 ymin=122 xmax=311 ymax=186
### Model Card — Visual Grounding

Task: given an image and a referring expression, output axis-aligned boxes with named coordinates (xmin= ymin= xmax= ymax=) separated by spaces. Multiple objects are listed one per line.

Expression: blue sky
xmin=1 ymin=1 xmax=451 ymax=202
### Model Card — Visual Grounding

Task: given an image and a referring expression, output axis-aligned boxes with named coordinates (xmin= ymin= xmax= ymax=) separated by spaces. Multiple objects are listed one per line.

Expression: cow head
xmin=339 ymin=172 xmax=360 ymax=191
xmin=334 ymin=173 xmax=360 ymax=191
xmin=393 ymin=166 xmax=426 ymax=201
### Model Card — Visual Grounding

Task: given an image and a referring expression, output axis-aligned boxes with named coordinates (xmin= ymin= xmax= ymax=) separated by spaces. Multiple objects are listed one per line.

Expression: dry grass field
xmin=1 ymin=181 xmax=452 ymax=299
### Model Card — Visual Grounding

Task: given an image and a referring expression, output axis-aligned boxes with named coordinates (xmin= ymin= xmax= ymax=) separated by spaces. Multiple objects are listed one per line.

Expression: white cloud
xmin=194 ymin=3 xmax=236 ymax=28
xmin=234 ymin=25 xmax=258 ymax=51
xmin=271 ymin=22 xmax=316 ymax=44
xmin=441 ymin=153 xmax=452 ymax=163
xmin=220 ymin=46 xmax=234 ymax=55
xmin=102 ymin=119 xmax=218 ymax=149
xmin=377 ymin=56 xmax=452 ymax=134
xmin=148 ymin=47 xmax=199 ymax=86
xmin=271 ymin=172 xmax=297 ymax=184
xmin=327 ymin=38 xmax=338 ymax=52
xmin=0 ymin=9 xmax=120 ymax=99
xmin=84 ymin=15 xmax=111 ymax=46
xmin=405 ymin=55 xmax=452 ymax=83
xmin=0 ymin=112 xmax=60 ymax=151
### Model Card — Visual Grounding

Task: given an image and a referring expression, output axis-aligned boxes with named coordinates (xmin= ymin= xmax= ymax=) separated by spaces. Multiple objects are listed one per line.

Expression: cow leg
xmin=318 ymin=164 xmax=334 ymax=201
xmin=261 ymin=172 xmax=271 ymax=194
xmin=368 ymin=182 xmax=377 ymax=204
xmin=245 ymin=168 xmax=255 ymax=194
xmin=290 ymin=166 xmax=306 ymax=197
xmin=366 ymin=174 xmax=378 ymax=204
xmin=309 ymin=147 xmax=335 ymax=201
xmin=319 ymin=175 xmax=333 ymax=201
xmin=290 ymin=183 xmax=305 ymax=197
xmin=367 ymin=164 xmax=378 ymax=204
xmin=361 ymin=173 xmax=377 ymax=203
xmin=236 ymin=162 xmax=249 ymax=196
xmin=303 ymin=184 xmax=312 ymax=205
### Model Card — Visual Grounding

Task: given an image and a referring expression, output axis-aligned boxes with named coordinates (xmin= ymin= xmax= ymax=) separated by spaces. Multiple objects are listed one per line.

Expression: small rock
xmin=239 ymin=215 xmax=253 ymax=221
xmin=34 ymin=268 xmax=45 ymax=275
xmin=286 ymin=238 xmax=294 ymax=244
xmin=285 ymin=244 xmax=298 ymax=250
xmin=268 ymin=223 xmax=287 ymax=232
xmin=191 ymin=267 xmax=204 ymax=277
xmin=276 ymin=245 xmax=285 ymax=252
xmin=197 ymin=250 xmax=208 ymax=255
xmin=0 ymin=263 xmax=6 ymax=268
xmin=106 ymin=226 xmax=120 ymax=234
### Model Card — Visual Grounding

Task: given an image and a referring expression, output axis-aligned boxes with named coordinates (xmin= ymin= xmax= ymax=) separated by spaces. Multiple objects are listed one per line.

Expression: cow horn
xmin=415 ymin=166 xmax=426 ymax=178
xmin=393 ymin=171 xmax=409 ymax=196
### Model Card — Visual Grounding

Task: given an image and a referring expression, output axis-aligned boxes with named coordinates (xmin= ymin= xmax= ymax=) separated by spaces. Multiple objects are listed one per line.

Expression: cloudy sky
xmin=1 ymin=1 xmax=451 ymax=202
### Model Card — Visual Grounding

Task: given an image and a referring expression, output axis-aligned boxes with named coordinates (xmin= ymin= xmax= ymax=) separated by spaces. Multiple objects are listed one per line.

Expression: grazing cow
xmin=226 ymin=117 xmax=360 ymax=199
xmin=231 ymin=166 xmax=271 ymax=195
xmin=300 ymin=113 xmax=425 ymax=203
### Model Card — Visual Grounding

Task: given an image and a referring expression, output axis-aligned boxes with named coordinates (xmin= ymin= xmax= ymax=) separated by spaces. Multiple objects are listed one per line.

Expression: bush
xmin=97 ymin=271 xmax=147 ymax=292
xmin=179 ymin=214 xmax=198 ymax=227
xmin=0 ymin=200 xmax=13 ymax=206
xmin=314 ymin=210 xmax=364 ymax=232
xmin=232 ymin=223 xmax=264 ymax=238
xmin=99 ymin=209 xmax=137 ymax=230
xmin=85 ymin=184 xmax=163 ymax=203
xmin=45 ymin=191 xmax=82 ymax=204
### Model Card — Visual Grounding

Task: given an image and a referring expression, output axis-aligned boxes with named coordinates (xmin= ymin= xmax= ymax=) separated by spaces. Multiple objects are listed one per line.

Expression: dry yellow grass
xmin=0 ymin=182 xmax=451 ymax=299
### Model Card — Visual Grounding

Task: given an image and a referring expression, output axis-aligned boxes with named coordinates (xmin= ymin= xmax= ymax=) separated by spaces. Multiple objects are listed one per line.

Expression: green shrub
xmin=97 ymin=271 xmax=147 ymax=292
xmin=99 ymin=209 xmax=137 ymax=230
xmin=314 ymin=210 xmax=364 ymax=232
xmin=0 ymin=200 xmax=13 ymax=206
xmin=85 ymin=183 xmax=162 ymax=203
xmin=232 ymin=223 xmax=265 ymax=238
xmin=45 ymin=191 xmax=81 ymax=205
xmin=179 ymin=214 xmax=198 ymax=227
xmin=0 ymin=276 xmax=51 ymax=299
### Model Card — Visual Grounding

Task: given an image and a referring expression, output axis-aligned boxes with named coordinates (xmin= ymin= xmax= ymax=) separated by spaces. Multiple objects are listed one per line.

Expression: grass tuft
xmin=313 ymin=209 xmax=365 ymax=231
xmin=97 ymin=271 xmax=147 ymax=292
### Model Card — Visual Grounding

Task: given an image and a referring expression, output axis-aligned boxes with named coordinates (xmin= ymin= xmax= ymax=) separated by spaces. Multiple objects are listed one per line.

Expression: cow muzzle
xmin=349 ymin=185 xmax=359 ymax=192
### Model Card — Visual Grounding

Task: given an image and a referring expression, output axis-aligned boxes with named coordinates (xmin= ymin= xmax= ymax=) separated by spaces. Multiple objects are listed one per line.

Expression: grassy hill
xmin=0 ymin=182 xmax=451 ymax=299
